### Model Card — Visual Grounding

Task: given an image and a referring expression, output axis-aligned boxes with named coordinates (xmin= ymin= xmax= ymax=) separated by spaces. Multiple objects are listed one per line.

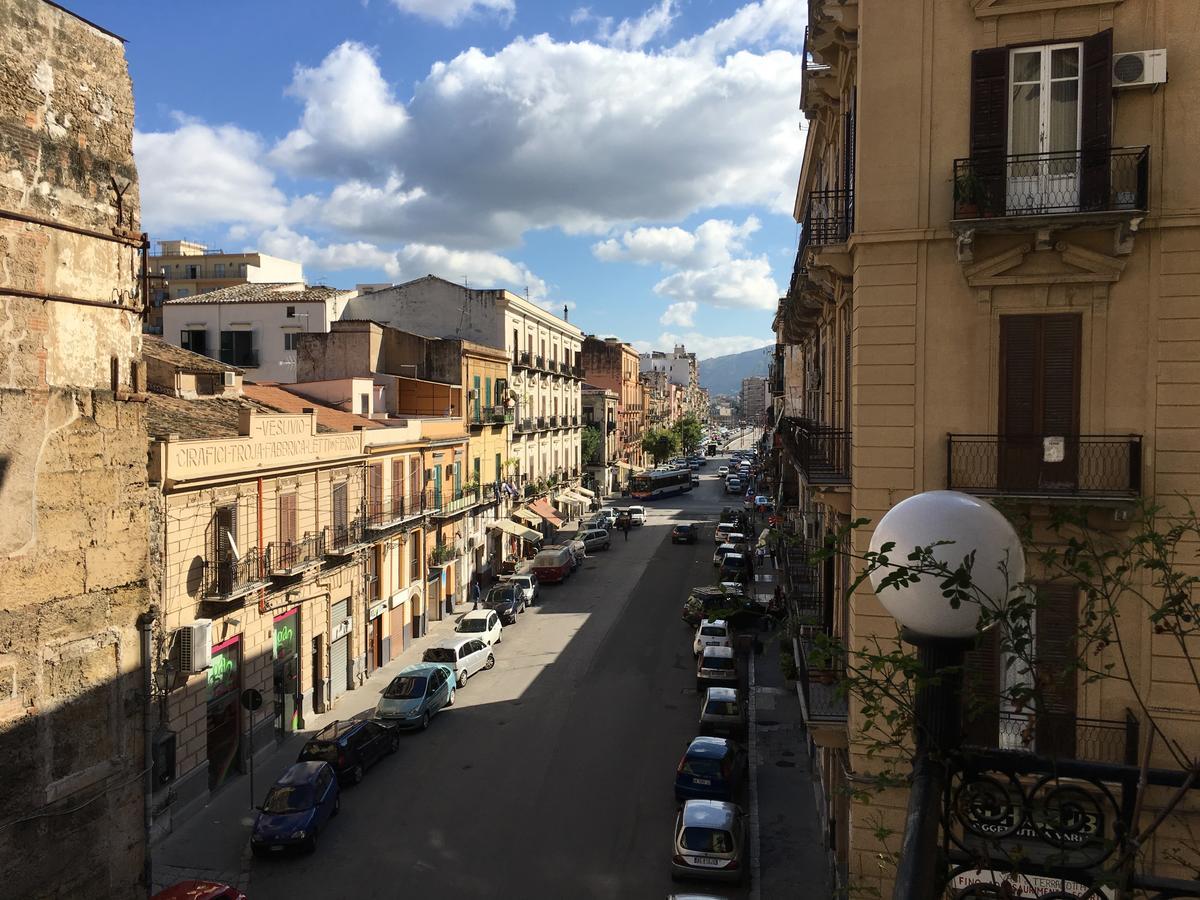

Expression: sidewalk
xmin=151 ymin=598 xmax=475 ymax=893
xmin=748 ymin=556 xmax=832 ymax=899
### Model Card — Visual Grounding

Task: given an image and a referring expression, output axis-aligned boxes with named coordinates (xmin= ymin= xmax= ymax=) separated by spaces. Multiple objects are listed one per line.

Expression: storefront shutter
xmin=330 ymin=598 xmax=350 ymax=699
xmin=1079 ymin=29 xmax=1114 ymax=211
xmin=969 ymin=47 xmax=1009 ymax=214
xmin=1035 ymin=583 xmax=1079 ymax=758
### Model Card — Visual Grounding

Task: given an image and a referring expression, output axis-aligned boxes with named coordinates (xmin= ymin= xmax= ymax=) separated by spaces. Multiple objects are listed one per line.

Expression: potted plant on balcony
xmin=430 ymin=543 xmax=456 ymax=566
xmin=954 ymin=170 xmax=986 ymax=218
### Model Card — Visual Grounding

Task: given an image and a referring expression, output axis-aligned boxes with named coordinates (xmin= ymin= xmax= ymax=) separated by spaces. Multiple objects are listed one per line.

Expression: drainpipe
xmin=138 ymin=608 xmax=157 ymax=898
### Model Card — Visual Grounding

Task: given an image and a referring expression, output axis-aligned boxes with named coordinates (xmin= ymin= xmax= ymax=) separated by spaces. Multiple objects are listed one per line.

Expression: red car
xmin=153 ymin=881 xmax=246 ymax=900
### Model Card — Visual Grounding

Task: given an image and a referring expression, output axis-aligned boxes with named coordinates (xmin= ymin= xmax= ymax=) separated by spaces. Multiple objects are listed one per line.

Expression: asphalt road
xmin=251 ymin=447 xmax=757 ymax=899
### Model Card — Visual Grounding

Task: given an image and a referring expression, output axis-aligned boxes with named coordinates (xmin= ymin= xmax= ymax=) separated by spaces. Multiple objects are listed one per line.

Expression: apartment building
xmin=740 ymin=376 xmax=769 ymax=425
xmin=146 ymin=240 xmax=303 ymax=334
xmin=161 ymin=283 xmax=357 ymax=383
xmin=774 ymin=0 xmax=1199 ymax=895
xmin=582 ymin=384 xmax=620 ymax=497
xmin=345 ymin=277 xmax=583 ymax=493
xmin=582 ymin=336 xmax=648 ymax=482
xmin=640 ymin=344 xmax=704 ymax=418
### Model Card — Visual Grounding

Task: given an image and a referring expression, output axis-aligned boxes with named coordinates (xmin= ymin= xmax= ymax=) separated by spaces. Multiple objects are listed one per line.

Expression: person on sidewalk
xmin=471 ymin=576 xmax=481 ymax=610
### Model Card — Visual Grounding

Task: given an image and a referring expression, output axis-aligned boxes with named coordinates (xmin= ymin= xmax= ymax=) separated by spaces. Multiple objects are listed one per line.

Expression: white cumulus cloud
xmin=635 ymin=332 xmax=772 ymax=359
xmin=654 ymin=257 xmax=779 ymax=311
xmin=659 ymin=300 xmax=697 ymax=327
xmin=600 ymin=0 xmax=677 ymax=50
xmin=389 ymin=0 xmax=514 ymax=27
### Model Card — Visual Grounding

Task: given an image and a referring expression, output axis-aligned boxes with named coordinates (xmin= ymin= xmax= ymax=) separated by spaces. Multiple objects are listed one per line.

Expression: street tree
xmin=672 ymin=415 xmax=703 ymax=454
xmin=581 ymin=425 xmax=602 ymax=467
xmin=641 ymin=427 xmax=679 ymax=465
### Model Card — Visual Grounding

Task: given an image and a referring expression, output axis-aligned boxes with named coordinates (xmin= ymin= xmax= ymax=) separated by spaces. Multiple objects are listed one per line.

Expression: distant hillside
xmin=698 ymin=345 xmax=773 ymax=397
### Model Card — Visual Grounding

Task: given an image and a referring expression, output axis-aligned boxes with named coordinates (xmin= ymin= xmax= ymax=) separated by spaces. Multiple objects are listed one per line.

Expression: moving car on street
xmin=297 ymin=719 xmax=399 ymax=784
xmin=674 ymin=736 xmax=745 ymax=802
xmin=672 ymin=524 xmax=698 ymax=544
xmin=627 ymin=505 xmax=646 ymax=525
xmin=375 ymin=663 xmax=456 ymax=730
xmin=423 ymin=636 xmax=495 ymax=687
xmin=455 ymin=609 xmax=504 ymax=644
xmin=670 ymin=799 xmax=748 ymax=884
xmin=251 ymin=761 xmax=340 ymax=856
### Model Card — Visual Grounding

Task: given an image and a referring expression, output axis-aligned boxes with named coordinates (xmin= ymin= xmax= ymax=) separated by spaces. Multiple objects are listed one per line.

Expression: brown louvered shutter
xmin=278 ymin=493 xmax=297 ymax=544
xmin=1035 ymin=583 xmax=1078 ymax=758
xmin=843 ymin=306 xmax=852 ymax=433
xmin=392 ymin=458 xmax=404 ymax=515
xmin=1079 ymin=30 xmax=1114 ymax=211
xmin=332 ymin=482 xmax=348 ymax=534
xmin=369 ymin=463 xmax=383 ymax=522
xmin=962 ymin=626 xmax=1001 ymax=748
xmin=214 ymin=504 xmax=238 ymax=593
xmin=970 ymin=47 xmax=1009 ymax=215
xmin=1040 ymin=315 xmax=1082 ymax=490
xmin=999 ymin=316 xmax=1040 ymax=492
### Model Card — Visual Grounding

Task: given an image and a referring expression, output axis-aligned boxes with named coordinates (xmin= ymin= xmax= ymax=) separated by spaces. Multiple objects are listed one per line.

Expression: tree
xmin=672 ymin=415 xmax=703 ymax=454
xmin=641 ymin=427 xmax=679 ymax=464
xmin=581 ymin=425 xmax=602 ymax=467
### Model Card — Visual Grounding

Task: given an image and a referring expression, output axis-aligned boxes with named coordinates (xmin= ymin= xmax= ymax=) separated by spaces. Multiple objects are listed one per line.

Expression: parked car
xmin=423 ymin=636 xmax=495 ymax=687
xmin=697 ymin=645 xmax=739 ymax=691
xmin=153 ymin=883 xmax=246 ymax=900
xmin=579 ymin=528 xmax=611 ymax=552
xmin=674 ymin=736 xmax=746 ymax=802
xmin=682 ymin=586 xmax=753 ymax=627
xmin=724 ymin=477 xmax=742 ymax=495
xmin=718 ymin=466 xmax=729 ymax=476
xmin=530 ymin=545 xmax=574 ymax=583
xmin=481 ymin=583 xmax=525 ymax=624
xmin=297 ymin=719 xmax=399 ymax=784
xmin=718 ymin=553 xmax=750 ymax=584
xmin=672 ymin=524 xmax=698 ymax=544
xmin=375 ymin=663 xmax=456 ymax=730
xmin=670 ymin=799 xmax=748 ymax=883
xmin=692 ymin=619 xmax=732 ymax=657
xmin=595 ymin=507 xmax=617 ymax=527
xmin=754 ymin=495 xmax=772 ymax=512
xmin=627 ymin=505 xmax=646 ymax=526
xmin=700 ymin=686 xmax=746 ymax=737
xmin=714 ymin=522 xmax=738 ymax=545
xmin=251 ymin=761 xmax=340 ymax=856
xmin=712 ymin=543 xmax=739 ymax=567
xmin=501 ymin=572 xmax=539 ymax=606
xmin=455 ymin=609 xmax=504 ymax=644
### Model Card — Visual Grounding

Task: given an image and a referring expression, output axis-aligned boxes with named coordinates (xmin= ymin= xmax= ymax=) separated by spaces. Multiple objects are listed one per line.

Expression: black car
xmin=297 ymin=719 xmax=399 ymax=784
xmin=482 ymin=583 xmax=525 ymax=624
xmin=672 ymin=524 xmax=698 ymax=544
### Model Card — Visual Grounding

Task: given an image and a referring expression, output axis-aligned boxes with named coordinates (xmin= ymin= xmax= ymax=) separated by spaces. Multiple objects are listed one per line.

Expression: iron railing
xmin=268 ymin=533 xmax=325 ymax=574
xmin=490 ymin=406 xmax=514 ymax=424
xmin=536 ymin=416 xmax=547 ymax=430
xmin=796 ymin=636 xmax=848 ymax=725
xmin=471 ymin=405 xmax=514 ymax=426
xmin=203 ymin=547 xmax=268 ymax=599
xmin=548 ymin=415 xmax=559 ymax=428
xmin=326 ymin=518 xmax=366 ymax=555
xmin=980 ymin=709 xmax=1140 ymax=766
xmin=946 ymin=433 xmax=1142 ymax=498
xmin=952 ymin=146 xmax=1149 ymax=220
xmin=547 ymin=360 xmax=558 ymax=372
xmin=517 ymin=417 xmax=533 ymax=433
xmin=428 ymin=486 xmax=481 ymax=517
xmin=517 ymin=351 xmax=531 ymax=368
xmin=365 ymin=495 xmax=423 ymax=530
xmin=779 ymin=417 xmax=851 ymax=484
xmin=804 ymin=188 xmax=853 ymax=247
xmin=535 ymin=354 xmax=545 ymax=369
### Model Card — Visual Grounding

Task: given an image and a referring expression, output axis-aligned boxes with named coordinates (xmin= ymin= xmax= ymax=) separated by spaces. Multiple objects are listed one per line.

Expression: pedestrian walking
xmin=471 ymin=576 xmax=481 ymax=610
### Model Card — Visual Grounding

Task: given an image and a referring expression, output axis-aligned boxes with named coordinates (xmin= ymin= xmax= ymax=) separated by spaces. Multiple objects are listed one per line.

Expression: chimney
xmin=563 ymin=304 xmax=569 ymax=322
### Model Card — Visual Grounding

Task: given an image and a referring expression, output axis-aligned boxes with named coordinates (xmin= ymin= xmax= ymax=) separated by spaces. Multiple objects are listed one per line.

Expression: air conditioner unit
xmin=222 ymin=370 xmax=235 ymax=387
xmin=178 ymin=619 xmax=212 ymax=673
xmin=1112 ymin=49 xmax=1167 ymax=88
xmin=468 ymin=389 xmax=479 ymax=400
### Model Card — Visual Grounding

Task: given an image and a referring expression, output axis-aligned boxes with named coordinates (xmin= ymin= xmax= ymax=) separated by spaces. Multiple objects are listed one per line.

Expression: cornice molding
xmin=970 ymin=0 xmax=1123 ymax=18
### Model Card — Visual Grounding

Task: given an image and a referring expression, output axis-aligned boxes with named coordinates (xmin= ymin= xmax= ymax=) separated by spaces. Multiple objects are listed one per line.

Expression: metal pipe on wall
xmin=138 ymin=609 xmax=157 ymax=899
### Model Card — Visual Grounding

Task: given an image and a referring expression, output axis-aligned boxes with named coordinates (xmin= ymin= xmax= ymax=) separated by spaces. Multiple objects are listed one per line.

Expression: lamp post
xmin=867 ymin=491 xmax=1024 ymax=900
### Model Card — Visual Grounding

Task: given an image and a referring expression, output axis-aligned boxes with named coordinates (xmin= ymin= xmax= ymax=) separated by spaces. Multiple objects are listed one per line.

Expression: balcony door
xmin=999 ymin=314 xmax=1081 ymax=494
xmin=1007 ymin=43 xmax=1082 ymax=213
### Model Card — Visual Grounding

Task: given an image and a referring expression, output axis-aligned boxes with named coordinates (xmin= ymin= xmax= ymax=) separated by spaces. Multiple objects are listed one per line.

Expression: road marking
xmin=748 ymin=649 xmax=762 ymax=900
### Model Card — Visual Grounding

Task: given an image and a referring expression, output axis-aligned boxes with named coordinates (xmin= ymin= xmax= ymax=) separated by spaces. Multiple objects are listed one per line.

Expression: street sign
xmin=240 ymin=688 xmax=263 ymax=711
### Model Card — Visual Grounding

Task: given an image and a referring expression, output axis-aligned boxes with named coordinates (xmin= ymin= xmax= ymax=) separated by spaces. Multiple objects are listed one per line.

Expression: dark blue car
xmin=674 ymin=736 xmax=745 ymax=802
xmin=251 ymin=761 xmax=339 ymax=856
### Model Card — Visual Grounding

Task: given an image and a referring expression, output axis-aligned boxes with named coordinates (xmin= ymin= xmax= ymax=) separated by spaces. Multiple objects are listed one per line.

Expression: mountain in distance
xmin=698 ymin=344 xmax=773 ymax=397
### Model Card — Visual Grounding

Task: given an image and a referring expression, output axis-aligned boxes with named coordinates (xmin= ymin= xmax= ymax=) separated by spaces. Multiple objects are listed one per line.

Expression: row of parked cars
xmin=669 ymin=510 xmax=755 ymax=887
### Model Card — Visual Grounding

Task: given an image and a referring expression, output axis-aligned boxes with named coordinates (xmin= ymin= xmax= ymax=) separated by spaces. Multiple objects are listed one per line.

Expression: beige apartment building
xmin=775 ymin=0 xmax=1200 ymax=895
xmin=582 ymin=336 xmax=648 ymax=480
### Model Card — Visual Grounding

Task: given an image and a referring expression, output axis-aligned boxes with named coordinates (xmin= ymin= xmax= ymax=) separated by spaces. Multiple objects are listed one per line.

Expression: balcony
xmin=516 ymin=417 xmax=534 ymax=434
xmin=946 ymin=433 xmax=1142 ymax=499
xmin=428 ymin=486 xmax=482 ymax=518
xmin=535 ymin=354 xmax=545 ymax=370
xmin=268 ymin=532 xmax=326 ymax=577
xmin=471 ymin=405 xmax=514 ymax=428
xmin=536 ymin=416 xmax=547 ymax=430
xmin=548 ymin=415 xmax=559 ymax=428
xmin=966 ymin=709 xmax=1139 ymax=766
xmin=203 ymin=547 xmax=270 ymax=601
xmin=570 ymin=414 xmax=580 ymax=427
xmin=547 ymin=359 xmax=558 ymax=373
xmin=804 ymin=188 xmax=853 ymax=248
xmin=516 ymin=351 xmax=532 ymax=369
xmin=490 ymin=406 xmax=514 ymax=425
xmin=796 ymin=636 xmax=848 ymax=732
xmin=325 ymin=518 xmax=368 ymax=558
xmin=779 ymin=417 xmax=850 ymax=485
xmin=364 ymin=495 xmax=424 ymax=532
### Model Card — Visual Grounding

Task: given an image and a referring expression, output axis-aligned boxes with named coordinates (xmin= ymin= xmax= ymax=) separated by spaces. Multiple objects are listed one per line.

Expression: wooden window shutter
xmin=1000 ymin=316 xmax=1039 ymax=435
xmin=333 ymin=482 xmax=348 ymax=531
xmin=279 ymin=494 xmax=297 ymax=544
xmin=1035 ymin=583 xmax=1079 ymax=758
xmin=370 ymin=463 xmax=383 ymax=515
xmin=1080 ymin=29 xmax=1114 ymax=211
xmin=961 ymin=626 xmax=1001 ymax=748
xmin=970 ymin=47 xmax=1009 ymax=214
xmin=1040 ymin=315 xmax=1081 ymax=437
xmin=392 ymin=458 xmax=404 ymax=515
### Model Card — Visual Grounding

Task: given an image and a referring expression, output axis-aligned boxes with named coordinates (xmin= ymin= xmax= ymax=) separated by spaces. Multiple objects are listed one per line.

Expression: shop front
xmin=389 ymin=589 xmax=411 ymax=655
xmin=206 ymin=635 xmax=242 ymax=790
xmin=330 ymin=599 xmax=353 ymax=701
xmin=367 ymin=601 xmax=387 ymax=673
xmin=272 ymin=609 xmax=302 ymax=736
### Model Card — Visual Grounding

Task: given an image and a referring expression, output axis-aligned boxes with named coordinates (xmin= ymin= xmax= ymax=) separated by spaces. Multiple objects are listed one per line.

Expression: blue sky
xmin=73 ymin=0 xmax=805 ymax=358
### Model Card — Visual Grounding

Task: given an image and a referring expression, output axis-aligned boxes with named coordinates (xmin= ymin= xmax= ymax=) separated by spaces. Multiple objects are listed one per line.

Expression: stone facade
xmin=581 ymin=336 xmax=647 ymax=473
xmin=0 ymin=2 xmax=150 ymax=896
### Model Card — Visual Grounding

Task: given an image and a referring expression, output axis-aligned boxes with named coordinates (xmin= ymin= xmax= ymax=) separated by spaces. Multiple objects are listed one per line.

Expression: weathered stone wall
xmin=0 ymin=2 xmax=149 ymax=897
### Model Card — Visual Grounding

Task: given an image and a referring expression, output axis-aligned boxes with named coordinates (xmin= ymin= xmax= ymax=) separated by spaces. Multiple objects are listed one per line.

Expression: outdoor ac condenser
xmin=1112 ymin=49 xmax=1167 ymax=88
xmin=179 ymin=619 xmax=213 ymax=673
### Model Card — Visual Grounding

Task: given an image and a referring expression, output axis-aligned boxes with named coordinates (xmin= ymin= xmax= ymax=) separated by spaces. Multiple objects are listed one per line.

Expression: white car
xmin=596 ymin=507 xmax=617 ymax=526
xmin=713 ymin=543 xmax=739 ymax=566
xmin=627 ymin=505 xmax=646 ymax=526
xmin=718 ymin=466 xmax=730 ymax=476
xmin=693 ymin=619 xmax=732 ymax=657
xmin=422 ymin=636 xmax=495 ymax=688
xmin=714 ymin=522 xmax=737 ymax=545
xmin=455 ymin=609 xmax=503 ymax=646
xmin=501 ymin=573 xmax=539 ymax=606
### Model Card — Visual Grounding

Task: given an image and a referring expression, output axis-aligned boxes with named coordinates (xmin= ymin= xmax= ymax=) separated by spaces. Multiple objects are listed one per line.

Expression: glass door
xmin=1008 ymin=43 xmax=1082 ymax=213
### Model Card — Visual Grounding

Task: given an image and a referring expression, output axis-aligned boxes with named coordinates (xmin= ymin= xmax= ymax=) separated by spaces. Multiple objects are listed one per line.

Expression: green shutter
xmin=485 ymin=377 xmax=492 ymax=411
xmin=473 ymin=375 xmax=481 ymax=420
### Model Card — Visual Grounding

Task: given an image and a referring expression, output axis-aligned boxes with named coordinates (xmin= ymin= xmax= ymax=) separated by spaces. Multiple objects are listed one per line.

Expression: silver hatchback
xmin=699 ymin=686 xmax=746 ymax=737
xmin=696 ymin=645 xmax=738 ymax=691
xmin=670 ymin=799 xmax=747 ymax=883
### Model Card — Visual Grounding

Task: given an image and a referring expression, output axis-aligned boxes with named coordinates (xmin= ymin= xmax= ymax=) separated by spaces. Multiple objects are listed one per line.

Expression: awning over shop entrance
xmin=513 ymin=507 xmax=542 ymax=526
xmin=574 ymin=486 xmax=595 ymax=498
xmin=489 ymin=519 xmax=542 ymax=542
xmin=530 ymin=498 xmax=563 ymax=528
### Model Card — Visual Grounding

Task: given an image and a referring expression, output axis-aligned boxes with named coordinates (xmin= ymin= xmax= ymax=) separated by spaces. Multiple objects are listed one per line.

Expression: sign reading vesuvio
xmin=164 ymin=413 xmax=364 ymax=481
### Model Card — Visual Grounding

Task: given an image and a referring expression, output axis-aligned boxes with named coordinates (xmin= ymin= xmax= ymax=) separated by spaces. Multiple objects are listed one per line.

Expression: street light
xmin=867 ymin=490 xmax=1024 ymax=900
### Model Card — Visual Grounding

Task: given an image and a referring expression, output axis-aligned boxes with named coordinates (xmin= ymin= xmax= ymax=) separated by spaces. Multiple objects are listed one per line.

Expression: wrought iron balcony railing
xmin=490 ymin=405 xmax=514 ymax=424
xmin=517 ymin=351 xmax=532 ymax=368
xmin=804 ymin=188 xmax=853 ymax=248
xmin=204 ymin=547 xmax=269 ymax=600
xmin=536 ymin=416 xmax=547 ymax=430
xmin=779 ymin=416 xmax=850 ymax=484
xmin=428 ymin=486 xmax=481 ymax=517
xmin=548 ymin=415 xmax=559 ymax=428
xmin=535 ymin=354 xmax=545 ymax=369
xmin=325 ymin=518 xmax=367 ymax=556
xmin=965 ymin=709 xmax=1139 ymax=766
xmin=952 ymin=146 xmax=1149 ymax=220
xmin=516 ymin=417 xmax=533 ymax=433
xmin=219 ymin=348 xmax=259 ymax=369
xmin=796 ymin=636 xmax=848 ymax=726
xmin=268 ymin=533 xmax=326 ymax=575
xmin=946 ymin=433 xmax=1142 ymax=498
xmin=365 ymin=495 xmax=423 ymax=531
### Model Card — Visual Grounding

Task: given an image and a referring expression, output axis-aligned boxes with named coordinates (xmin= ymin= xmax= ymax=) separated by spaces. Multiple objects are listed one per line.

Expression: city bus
xmin=630 ymin=468 xmax=693 ymax=500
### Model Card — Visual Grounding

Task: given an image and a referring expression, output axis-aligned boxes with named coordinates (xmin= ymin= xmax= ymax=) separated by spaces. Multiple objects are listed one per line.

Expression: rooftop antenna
xmin=563 ymin=304 xmax=569 ymax=322
xmin=457 ymin=277 xmax=471 ymax=336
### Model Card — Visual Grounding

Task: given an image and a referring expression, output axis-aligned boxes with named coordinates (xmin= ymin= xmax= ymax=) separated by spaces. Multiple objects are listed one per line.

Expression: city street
xmin=251 ymin=439 xmax=760 ymax=899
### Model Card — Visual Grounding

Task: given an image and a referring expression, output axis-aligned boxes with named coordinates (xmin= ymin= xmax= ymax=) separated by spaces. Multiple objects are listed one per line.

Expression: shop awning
xmin=530 ymin=498 xmax=564 ymax=528
xmin=563 ymin=490 xmax=590 ymax=505
xmin=489 ymin=519 xmax=542 ymax=542
xmin=513 ymin=507 xmax=543 ymax=526
xmin=574 ymin=486 xmax=595 ymax=498
xmin=757 ymin=528 xmax=772 ymax=548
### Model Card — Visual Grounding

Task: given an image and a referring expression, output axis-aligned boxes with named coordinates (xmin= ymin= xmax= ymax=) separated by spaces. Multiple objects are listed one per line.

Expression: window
xmin=369 ymin=464 xmax=383 ymax=519
xmin=409 ymin=460 xmax=422 ymax=508
xmin=278 ymin=493 xmax=297 ymax=545
xmin=185 ymin=265 xmax=199 ymax=279
xmin=213 ymin=263 xmax=226 ymax=278
xmin=484 ymin=377 xmax=492 ymax=410
xmin=360 ymin=393 xmax=370 ymax=415
xmin=473 ymin=457 xmax=481 ymax=487
xmin=180 ymin=329 xmax=207 ymax=356
xmin=367 ymin=546 xmax=381 ymax=603
xmin=332 ymin=482 xmax=348 ymax=536
xmin=495 ymin=453 xmax=502 ymax=482
xmin=219 ymin=330 xmax=256 ymax=367
xmin=286 ymin=306 xmax=296 ymax=318
xmin=237 ymin=263 xmax=247 ymax=276
xmin=284 ymin=332 xmax=299 ymax=351
xmin=409 ymin=530 xmax=421 ymax=582
xmin=473 ymin=375 xmax=481 ymax=420
xmin=391 ymin=458 xmax=404 ymax=516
